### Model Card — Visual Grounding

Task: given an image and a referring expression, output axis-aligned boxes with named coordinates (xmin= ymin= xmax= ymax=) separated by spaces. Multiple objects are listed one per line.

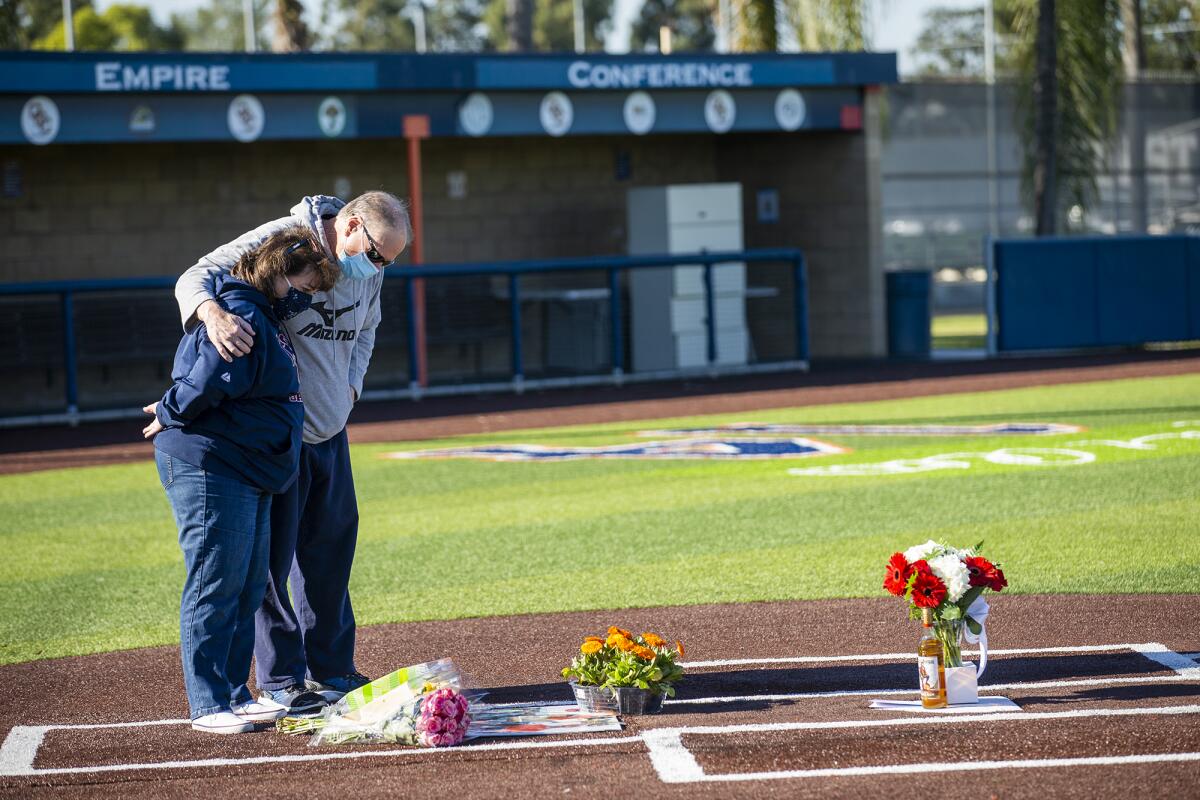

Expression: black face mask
xmin=273 ymin=283 xmax=313 ymax=321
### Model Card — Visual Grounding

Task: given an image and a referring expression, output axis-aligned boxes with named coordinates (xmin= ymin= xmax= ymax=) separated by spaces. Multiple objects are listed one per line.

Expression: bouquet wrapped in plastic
xmin=278 ymin=659 xmax=473 ymax=747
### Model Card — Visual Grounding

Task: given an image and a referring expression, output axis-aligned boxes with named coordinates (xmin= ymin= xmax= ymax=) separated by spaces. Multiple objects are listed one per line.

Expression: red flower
xmin=883 ymin=553 xmax=912 ymax=596
xmin=987 ymin=565 xmax=1008 ymax=592
xmin=966 ymin=556 xmax=1007 ymax=592
xmin=910 ymin=559 xmax=933 ymax=576
xmin=911 ymin=571 xmax=947 ymax=608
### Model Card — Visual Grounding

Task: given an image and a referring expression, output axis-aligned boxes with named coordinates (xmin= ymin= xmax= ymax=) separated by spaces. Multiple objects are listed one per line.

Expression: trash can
xmin=887 ymin=271 xmax=931 ymax=358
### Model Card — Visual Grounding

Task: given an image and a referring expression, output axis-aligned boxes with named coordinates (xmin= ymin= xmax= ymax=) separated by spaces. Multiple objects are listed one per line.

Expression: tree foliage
xmin=788 ymin=0 xmax=866 ymax=52
xmin=630 ymin=0 xmax=715 ymax=53
xmin=33 ymin=3 xmax=181 ymax=51
xmin=484 ymin=0 xmax=613 ymax=52
xmin=172 ymin=0 xmax=269 ymax=52
xmin=1010 ymin=0 xmax=1123 ymax=233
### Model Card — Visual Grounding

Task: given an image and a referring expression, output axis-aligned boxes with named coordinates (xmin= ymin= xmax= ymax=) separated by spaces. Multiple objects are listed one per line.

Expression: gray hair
xmin=337 ymin=190 xmax=412 ymax=245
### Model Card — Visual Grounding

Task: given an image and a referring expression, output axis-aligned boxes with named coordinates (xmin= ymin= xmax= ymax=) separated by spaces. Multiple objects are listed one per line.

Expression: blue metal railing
xmin=0 ymin=248 xmax=808 ymax=420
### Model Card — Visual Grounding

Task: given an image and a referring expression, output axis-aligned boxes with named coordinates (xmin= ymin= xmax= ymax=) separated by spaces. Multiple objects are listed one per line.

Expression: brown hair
xmin=230 ymin=225 xmax=339 ymax=299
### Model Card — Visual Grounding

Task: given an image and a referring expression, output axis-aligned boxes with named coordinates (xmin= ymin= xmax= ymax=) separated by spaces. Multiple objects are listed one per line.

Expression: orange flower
xmin=615 ymin=637 xmax=636 ymax=652
xmin=633 ymin=645 xmax=656 ymax=661
xmin=642 ymin=633 xmax=666 ymax=649
xmin=605 ymin=632 xmax=628 ymax=648
xmin=607 ymin=626 xmax=632 ymax=639
xmin=675 ymin=640 xmax=685 ymax=657
xmin=584 ymin=636 xmax=604 ymax=644
xmin=580 ymin=640 xmax=603 ymax=655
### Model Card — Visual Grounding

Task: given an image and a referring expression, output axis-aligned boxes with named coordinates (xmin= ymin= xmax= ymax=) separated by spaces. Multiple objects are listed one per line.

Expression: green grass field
xmin=932 ymin=313 xmax=987 ymax=350
xmin=2 ymin=373 xmax=1198 ymax=666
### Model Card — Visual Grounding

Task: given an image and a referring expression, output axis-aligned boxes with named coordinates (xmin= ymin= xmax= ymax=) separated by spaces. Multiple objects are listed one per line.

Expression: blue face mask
xmin=338 ymin=228 xmax=379 ymax=281
xmin=273 ymin=279 xmax=313 ymax=321
xmin=338 ymin=250 xmax=377 ymax=281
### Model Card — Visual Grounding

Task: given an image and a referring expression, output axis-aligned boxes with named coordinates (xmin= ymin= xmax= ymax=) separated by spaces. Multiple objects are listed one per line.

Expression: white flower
xmin=903 ymin=540 xmax=941 ymax=563
xmin=927 ymin=553 xmax=971 ymax=603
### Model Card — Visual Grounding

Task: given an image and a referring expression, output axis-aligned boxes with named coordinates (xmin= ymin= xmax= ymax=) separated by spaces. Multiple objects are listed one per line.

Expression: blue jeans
xmin=255 ymin=428 xmax=359 ymax=690
xmin=156 ymin=451 xmax=272 ymax=719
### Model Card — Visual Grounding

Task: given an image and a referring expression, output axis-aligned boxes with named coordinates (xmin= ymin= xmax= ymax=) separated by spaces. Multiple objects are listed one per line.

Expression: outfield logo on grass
xmin=788 ymin=424 xmax=1199 ymax=477
xmin=640 ymin=422 xmax=1084 ymax=437
xmin=385 ymin=437 xmax=844 ymax=462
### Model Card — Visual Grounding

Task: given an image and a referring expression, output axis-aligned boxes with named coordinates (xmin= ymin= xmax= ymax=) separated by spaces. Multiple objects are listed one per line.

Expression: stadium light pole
xmin=985 ymin=0 xmax=999 ymax=238
xmin=573 ymin=0 xmax=585 ymax=52
xmin=62 ymin=0 xmax=74 ymax=51
xmin=243 ymin=0 xmax=257 ymax=52
xmin=405 ymin=1 xmax=428 ymax=53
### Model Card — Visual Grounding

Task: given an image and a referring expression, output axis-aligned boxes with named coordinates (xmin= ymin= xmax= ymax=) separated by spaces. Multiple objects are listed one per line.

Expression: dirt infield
xmin=2 ymin=349 xmax=1199 ymax=475
xmin=2 ymin=594 xmax=1198 ymax=798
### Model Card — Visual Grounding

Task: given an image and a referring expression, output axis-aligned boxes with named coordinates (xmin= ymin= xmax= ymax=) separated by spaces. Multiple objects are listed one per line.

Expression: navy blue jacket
xmin=154 ymin=275 xmax=304 ymax=494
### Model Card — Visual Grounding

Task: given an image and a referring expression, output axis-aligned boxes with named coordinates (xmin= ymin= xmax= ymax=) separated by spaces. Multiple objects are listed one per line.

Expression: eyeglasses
xmin=360 ymin=222 xmax=394 ymax=268
xmin=285 ymin=240 xmax=307 ymax=255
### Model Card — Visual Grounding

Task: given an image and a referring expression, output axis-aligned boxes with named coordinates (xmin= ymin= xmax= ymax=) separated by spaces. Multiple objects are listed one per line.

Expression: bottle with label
xmin=917 ymin=607 xmax=947 ymax=709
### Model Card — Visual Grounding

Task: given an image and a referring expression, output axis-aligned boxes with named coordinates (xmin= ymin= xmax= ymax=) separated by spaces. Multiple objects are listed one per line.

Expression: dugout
xmin=0 ymin=50 xmax=896 ymax=419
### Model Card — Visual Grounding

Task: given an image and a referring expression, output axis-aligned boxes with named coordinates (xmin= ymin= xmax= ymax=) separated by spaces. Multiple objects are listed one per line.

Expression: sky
xmin=92 ymin=0 xmax=982 ymax=75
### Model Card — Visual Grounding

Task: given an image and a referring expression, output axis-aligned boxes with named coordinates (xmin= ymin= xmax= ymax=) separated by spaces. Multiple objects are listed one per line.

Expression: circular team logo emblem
xmin=774 ymin=89 xmax=806 ymax=131
xmin=129 ymin=105 xmax=156 ymax=134
xmin=21 ymin=96 xmax=60 ymax=145
xmin=318 ymin=96 xmax=347 ymax=138
xmin=704 ymin=90 xmax=736 ymax=134
xmin=459 ymin=92 xmax=494 ymax=137
xmin=227 ymin=94 xmax=265 ymax=143
xmin=623 ymin=91 xmax=655 ymax=135
xmin=539 ymin=91 xmax=573 ymax=137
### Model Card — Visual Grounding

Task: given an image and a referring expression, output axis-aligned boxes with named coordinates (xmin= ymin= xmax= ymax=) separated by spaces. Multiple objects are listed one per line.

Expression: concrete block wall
xmin=1 ymin=129 xmax=883 ymax=362
xmin=716 ymin=131 xmax=885 ymax=359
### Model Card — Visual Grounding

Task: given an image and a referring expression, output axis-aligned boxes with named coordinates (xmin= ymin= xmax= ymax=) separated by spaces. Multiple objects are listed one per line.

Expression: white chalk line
xmin=643 ymin=705 xmax=1200 ymax=783
xmin=667 ymin=751 xmax=1200 ymax=784
xmin=665 ymin=672 xmax=1200 ymax=706
xmin=7 ymin=704 xmax=1200 ymax=780
xmin=4 ymin=642 xmax=1196 ymax=780
xmin=681 ymin=641 xmax=1160 ymax=668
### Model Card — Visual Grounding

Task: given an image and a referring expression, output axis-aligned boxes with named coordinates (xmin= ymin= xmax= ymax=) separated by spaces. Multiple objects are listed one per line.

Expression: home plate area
xmin=1 ymin=595 xmax=1198 ymax=799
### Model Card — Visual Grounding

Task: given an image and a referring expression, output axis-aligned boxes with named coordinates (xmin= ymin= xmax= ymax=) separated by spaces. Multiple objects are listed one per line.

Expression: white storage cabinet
xmin=627 ymin=183 xmax=748 ymax=372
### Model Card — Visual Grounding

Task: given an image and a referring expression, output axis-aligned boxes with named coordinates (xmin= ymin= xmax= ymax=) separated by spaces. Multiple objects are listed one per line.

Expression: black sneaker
xmin=260 ymin=684 xmax=327 ymax=714
xmin=306 ymin=671 xmax=372 ymax=702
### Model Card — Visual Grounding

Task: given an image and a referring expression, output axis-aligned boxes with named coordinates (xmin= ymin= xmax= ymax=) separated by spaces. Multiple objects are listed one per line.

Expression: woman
xmin=143 ymin=226 xmax=339 ymax=734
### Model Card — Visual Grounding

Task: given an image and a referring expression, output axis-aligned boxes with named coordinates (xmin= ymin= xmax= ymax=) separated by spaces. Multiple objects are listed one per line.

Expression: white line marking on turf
xmin=681 ymin=642 xmax=1154 ymax=668
xmin=667 ymin=752 xmax=1200 ymax=783
xmin=641 ymin=730 xmax=705 ymax=783
xmin=1132 ymin=643 xmax=1200 ymax=678
xmin=0 ymin=732 xmax=643 ymax=777
xmin=5 ymin=642 xmax=1195 ymax=778
xmin=0 ymin=726 xmax=47 ymax=777
xmin=665 ymin=672 xmax=1200 ymax=706
xmin=642 ymin=705 xmax=1200 ymax=784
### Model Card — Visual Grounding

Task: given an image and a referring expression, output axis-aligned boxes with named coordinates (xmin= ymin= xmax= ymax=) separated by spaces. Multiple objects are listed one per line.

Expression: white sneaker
xmin=191 ymin=711 xmax=256 ymax=734
xmin=232 ymin=699 xmax=287 ymax=723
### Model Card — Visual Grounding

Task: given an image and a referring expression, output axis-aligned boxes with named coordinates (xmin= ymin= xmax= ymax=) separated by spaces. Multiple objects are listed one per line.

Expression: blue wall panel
xmin=1190 ymin=238 xmax=1200 ymax=340
xmin=994 ymin=235 xmax=1199 ymax=352
xmin=1096 ymin=238 xmax=1189 ymax=345
xmin=997 ymin=239 xmax=1098 ymax=350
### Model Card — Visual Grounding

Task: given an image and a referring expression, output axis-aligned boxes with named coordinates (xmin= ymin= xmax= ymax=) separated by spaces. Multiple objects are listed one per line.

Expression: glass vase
xmin=934 ymin=618 xmax=966 ymax=668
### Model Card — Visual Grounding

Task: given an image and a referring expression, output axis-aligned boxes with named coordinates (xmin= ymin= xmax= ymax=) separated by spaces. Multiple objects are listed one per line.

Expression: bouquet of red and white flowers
xmin=883 ymin=540 xmax=1007 ymax=669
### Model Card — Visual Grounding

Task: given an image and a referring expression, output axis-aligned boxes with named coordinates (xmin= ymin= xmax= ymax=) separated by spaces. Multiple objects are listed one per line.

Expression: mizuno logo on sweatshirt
xmin=295 ymin=323 xmax=357 ymax=341
xmin=220 ymin=373 xmax=231 ymax=382
xmin=310 ymin=300 xmax=360 ymax=327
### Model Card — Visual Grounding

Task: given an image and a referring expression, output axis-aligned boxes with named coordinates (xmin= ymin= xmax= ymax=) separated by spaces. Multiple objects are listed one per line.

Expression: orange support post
xmin=403 ymin=114 xmax=430 ymax=388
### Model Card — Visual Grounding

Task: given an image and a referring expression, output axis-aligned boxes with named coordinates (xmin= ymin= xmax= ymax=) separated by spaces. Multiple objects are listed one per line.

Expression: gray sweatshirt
xmin=175 ymin=195 xmax=383 ymax=445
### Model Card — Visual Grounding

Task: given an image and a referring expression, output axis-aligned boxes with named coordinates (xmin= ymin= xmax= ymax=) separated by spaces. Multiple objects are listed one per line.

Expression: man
xmin=175 ymin=191 xmax=409 ymax=714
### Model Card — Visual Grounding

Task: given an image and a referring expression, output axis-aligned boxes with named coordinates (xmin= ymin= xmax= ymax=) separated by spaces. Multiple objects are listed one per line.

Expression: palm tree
xmin=1011 ymin=0 xmax=1122 ymax=235
xmin=1032 ymin=0 xmax=1057 ymax=235
xmin=734 ymin=0 xmax=776 ymax=51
